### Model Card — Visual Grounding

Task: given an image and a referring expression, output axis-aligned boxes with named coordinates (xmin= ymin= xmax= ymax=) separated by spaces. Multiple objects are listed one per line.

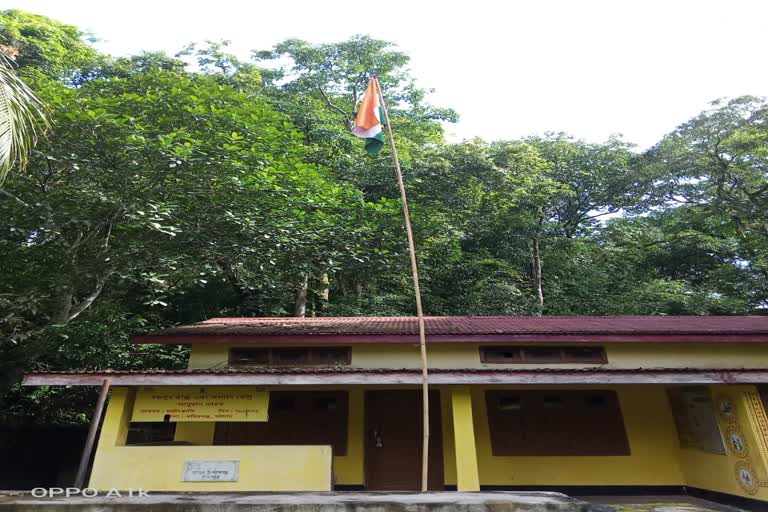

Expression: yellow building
xmin=23 ymin=315 xmax=768 ymax=506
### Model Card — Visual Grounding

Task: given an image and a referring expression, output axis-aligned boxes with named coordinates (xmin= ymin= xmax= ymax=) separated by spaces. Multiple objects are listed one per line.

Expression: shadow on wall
xmin=0 ymin=427 xmax=87 ymax=489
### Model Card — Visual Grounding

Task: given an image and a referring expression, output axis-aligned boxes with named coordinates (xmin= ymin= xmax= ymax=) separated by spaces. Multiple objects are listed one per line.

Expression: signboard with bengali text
xmin=132 ymin=386 xmax=268 ymax=422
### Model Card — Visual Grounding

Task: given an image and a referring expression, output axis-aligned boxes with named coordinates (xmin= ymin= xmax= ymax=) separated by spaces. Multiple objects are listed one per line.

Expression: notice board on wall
xmin=132 ymin=386 xmax=269 ymax=422
xmin=668 ymin=386 xmax=725 ymax=454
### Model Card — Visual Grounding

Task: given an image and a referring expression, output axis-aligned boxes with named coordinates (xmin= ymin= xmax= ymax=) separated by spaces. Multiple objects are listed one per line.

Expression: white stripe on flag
xmin=352 ymin=125 xmax=383 ymax=138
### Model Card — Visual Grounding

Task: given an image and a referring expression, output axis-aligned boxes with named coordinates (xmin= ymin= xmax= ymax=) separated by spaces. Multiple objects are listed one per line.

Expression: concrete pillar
xmin=334 ymin=388 xmax=365 ymax=485
xmin=451 ymin=387 xmax=480 ymax=491
xmin=88 ymin=387 xmax=135 ymax=488
xmin=95 ymin=386 xmax=136 ymax=448
xmin=737 ymin=386 xmax=768 ymax=479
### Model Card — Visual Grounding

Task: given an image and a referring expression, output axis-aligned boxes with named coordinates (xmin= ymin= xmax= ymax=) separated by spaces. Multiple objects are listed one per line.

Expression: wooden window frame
xmin=480 ymin=345 xmax=607 ymax=364
xmin=485 ymin=389 xmax=630 ymax=456
xmin=229 ymin=346 xmax=351 ymax=367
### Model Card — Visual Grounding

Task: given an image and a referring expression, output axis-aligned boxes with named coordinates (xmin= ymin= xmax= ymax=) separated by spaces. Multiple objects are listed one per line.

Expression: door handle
xmin=373 ymin=428 xmax=383 ymax=448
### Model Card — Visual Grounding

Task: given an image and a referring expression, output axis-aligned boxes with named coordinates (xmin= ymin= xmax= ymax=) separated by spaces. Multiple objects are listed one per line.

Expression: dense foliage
xmin=1 ymin=11 xmax=766 ymax=424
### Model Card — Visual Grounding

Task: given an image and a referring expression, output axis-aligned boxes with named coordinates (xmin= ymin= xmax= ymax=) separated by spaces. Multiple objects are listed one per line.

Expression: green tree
xmin=252 ymin=35 xmax=457 ymax=312
xmin=0 ymin=10 xmax=98 ymax=80
xmin=0 ymin=62 xmax=383 ymax=340
xmin=640 ymin=96 xmax=768 ymax=308
xmin=521 ymin=133 xmax=640 ymax=237
xmin=643 ymin=96 xmax=768 ymax=233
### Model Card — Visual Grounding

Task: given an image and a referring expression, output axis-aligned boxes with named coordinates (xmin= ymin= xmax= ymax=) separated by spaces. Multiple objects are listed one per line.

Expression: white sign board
xmin=182 ymin=460 xmax=239 ymax=482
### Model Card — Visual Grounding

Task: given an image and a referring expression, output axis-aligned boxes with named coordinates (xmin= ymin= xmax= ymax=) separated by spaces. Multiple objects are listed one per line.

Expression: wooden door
xmin=364 ymin=390 xmax=443 ymax=491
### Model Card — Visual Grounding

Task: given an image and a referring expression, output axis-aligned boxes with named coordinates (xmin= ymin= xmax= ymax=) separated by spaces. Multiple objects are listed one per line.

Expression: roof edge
xmin=22 ymin=367 xmax=768 ymax=386
xmin=131 ymin=333 xmax=768 ymax=345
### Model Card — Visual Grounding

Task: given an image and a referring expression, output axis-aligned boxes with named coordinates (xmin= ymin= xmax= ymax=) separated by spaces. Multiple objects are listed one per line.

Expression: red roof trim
xmin=131 ymin=333 xmax=768 ymax=345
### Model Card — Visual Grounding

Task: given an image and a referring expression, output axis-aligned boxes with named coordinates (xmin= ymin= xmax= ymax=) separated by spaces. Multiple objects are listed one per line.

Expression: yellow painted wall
xmin=175 ymin=422 xmax=215 ymax=444
xmin=677 ymin=385 xmax=768 ymax=501
xmin=91 ymin=386 xmax=331 ymax=491
xmin=97 ymin=386 xmax=135 ymax=447
xmin=174 ymin=388 xmax=364 ymax=486
xmin=90 ymin=445 xmax=332 ymax=491
xmin=463 ymin=385 xmax=685 ymax=486
xmin=95 ymin=383 xmax=768 ymax=501
xmin=187 ymin=342 xmax=768 ymax=371
xmin=333 ymin=389 xmax=364 ymax=485
xmin=188 ymin=345 xmax=230 ymax=369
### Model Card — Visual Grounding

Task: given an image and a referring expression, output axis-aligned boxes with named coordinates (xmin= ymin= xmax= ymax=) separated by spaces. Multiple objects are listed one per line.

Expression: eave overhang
xmin=131 ymin=333 xmax=768 ymax=345
xmin=22 ymin=367 xmax=768 ymax=386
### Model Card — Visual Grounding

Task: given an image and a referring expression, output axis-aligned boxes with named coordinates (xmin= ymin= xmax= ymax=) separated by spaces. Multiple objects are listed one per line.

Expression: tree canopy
xmin=1 ymin=10 xmax=767 ymax=424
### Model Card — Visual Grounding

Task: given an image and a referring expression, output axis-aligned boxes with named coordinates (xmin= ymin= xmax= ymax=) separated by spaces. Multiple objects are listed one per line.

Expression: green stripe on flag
xmin=365 ymin=133 xmax=385 ymax=154
xmin=363 ymin=106 xmax=387 ymax=155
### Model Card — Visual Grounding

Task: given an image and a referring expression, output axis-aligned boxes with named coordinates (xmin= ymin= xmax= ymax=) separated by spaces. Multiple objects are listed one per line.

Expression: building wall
xmin=166 ymin=333 xmax=768 ymax=495
xmin=94 ymin=383 xmax=768 ymax=501
xmin=443 ymin=385 xmax=685 ymax=487
xmin=119 ymin=384 xmax=689 ymax=488
xmin=170 ymin=387 xmax=365 ymax=486
xmin=92 ymin=445 xmax=332 ymax=491
xmin=676 ymin=384 xmax=768 ymax=501
xmin=90 ymin=387 xmax=332 ymax=491
xmin=148 ymin=385 xmax=692 ymax=489
xmin=187 ymin=342 xmax=768 ymax=370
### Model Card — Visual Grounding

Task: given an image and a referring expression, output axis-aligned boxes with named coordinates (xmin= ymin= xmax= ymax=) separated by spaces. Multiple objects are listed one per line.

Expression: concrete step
xmin=0 ymin=491 xmax=591 ymax=512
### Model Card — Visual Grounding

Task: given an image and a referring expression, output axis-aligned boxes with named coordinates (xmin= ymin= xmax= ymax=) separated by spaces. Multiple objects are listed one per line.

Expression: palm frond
xmin=0 ymin=54 xmax=48 ymax=184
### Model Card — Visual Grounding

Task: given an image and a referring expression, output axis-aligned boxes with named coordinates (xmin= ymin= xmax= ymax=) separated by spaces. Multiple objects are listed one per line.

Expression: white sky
xmin=6 ymin=0 xmax=768 ymax=149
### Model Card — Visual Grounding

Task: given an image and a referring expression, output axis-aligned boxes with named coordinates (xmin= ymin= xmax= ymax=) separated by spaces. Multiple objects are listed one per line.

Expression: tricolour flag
xmin=352 ymin=77 xmax=385 ymax=154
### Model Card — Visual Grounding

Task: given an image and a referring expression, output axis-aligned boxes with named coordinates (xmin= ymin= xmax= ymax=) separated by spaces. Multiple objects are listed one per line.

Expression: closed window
xmin=480 ymin=346 xmax=606 ymax=364
xmin=272 ymin=348 xmax=307 ymax=365
xmin=485 ymin=390 xmax=630 ymax=456
xmin=229 ymin=347 xmax=351 ymax=366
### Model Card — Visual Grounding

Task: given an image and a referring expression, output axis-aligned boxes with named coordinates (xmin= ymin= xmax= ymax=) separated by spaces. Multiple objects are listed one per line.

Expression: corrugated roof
xmin=141 ymin=316 xmax=768 ymax=337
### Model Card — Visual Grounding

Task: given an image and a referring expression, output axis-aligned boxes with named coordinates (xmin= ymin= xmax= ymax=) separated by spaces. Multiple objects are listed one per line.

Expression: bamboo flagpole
xmin=371 ymin=76 xmax=431 ymax=492
xmin=352 ymin=75 xmax=430 ymax=490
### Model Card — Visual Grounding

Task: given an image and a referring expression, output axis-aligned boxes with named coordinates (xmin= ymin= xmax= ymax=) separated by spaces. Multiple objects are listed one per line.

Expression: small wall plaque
xmin=182 ymin=460 xmax=239 ymax=482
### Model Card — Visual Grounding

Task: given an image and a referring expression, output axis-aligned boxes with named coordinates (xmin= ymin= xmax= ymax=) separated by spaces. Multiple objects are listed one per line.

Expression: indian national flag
xmin=352 ymin=77 xmax=385 ymax=154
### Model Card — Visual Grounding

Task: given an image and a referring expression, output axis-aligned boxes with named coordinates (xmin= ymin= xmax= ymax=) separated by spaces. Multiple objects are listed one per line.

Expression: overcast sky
xmin=7 ymin=0 xmax=768 ymax=149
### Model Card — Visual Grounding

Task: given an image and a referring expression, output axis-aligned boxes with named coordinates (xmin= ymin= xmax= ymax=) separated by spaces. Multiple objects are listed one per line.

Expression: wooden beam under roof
xmin=22 ymin=368 xmax=768 ymax=386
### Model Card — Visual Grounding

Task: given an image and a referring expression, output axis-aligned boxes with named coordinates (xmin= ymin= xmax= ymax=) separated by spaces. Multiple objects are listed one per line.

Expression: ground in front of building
xmin=577 ymin=495 xmax=747 ymax=512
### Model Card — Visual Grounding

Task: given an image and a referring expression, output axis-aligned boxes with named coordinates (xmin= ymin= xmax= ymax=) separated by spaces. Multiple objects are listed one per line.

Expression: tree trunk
xmin=531 ymin=237 xmax=544 ymax=311
xmin=50 ymin=283 xmax=74 ymax=325
xmin=49 ymin=271 xmax=113 ymax=325
xmin=317 ymin=272 xmax=330 ymax=314
xmin=293 ymin=273 xmax=308 ymax=317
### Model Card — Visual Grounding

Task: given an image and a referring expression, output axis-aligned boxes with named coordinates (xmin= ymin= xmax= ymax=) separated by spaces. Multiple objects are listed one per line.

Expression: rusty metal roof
xmin=131 ymin=316 xmax=768 ymax=345
xmin=144 ymin=316 xmax=768 ymax=335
